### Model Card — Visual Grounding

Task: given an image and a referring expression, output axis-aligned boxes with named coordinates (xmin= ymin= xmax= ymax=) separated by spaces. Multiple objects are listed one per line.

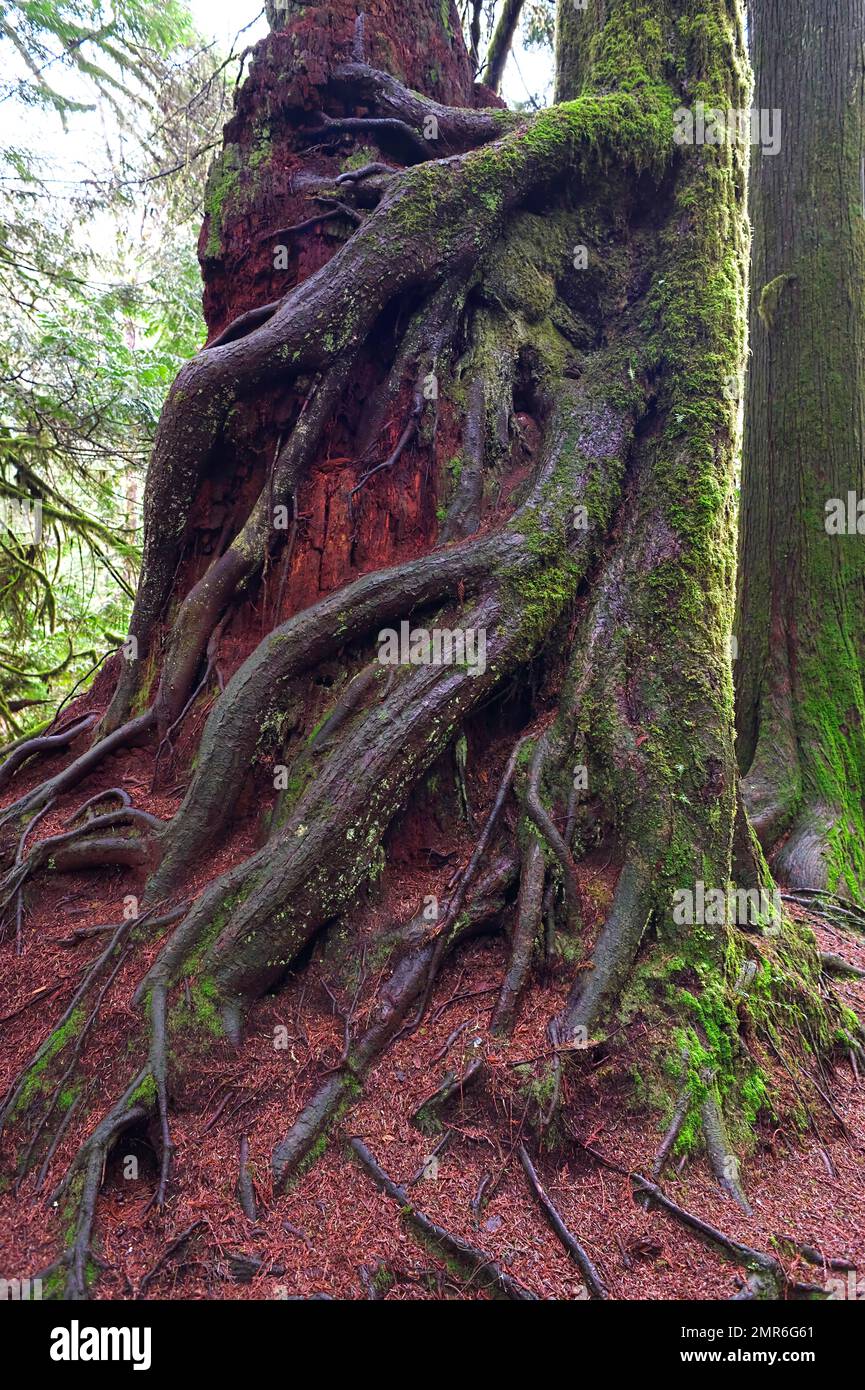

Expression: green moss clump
xmin=204 ymin=143 xmax=243 ymax=259
xmin=12 ymin=1008 xmax=86 ymax=1117
xmin=129 ymin=1074 xmax=158 ymax=1107
xmin=757 ymin=273 xmax=797 ymax=331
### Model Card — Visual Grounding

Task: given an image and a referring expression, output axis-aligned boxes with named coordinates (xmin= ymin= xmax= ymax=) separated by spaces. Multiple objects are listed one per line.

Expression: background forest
xmin=0 ymin=0 xmax=262 ymax=742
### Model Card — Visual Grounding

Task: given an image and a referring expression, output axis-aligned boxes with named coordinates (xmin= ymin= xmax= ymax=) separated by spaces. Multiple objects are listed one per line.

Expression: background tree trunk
xmin=736 ymin=0 xmax=865 ymax=901
xmin=483 ymin=0 xmax=525 ymax=93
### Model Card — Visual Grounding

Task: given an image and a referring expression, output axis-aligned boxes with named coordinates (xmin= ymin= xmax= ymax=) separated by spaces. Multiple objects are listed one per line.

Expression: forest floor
xmin=1 ymin=704 xmax=863 ymax=1301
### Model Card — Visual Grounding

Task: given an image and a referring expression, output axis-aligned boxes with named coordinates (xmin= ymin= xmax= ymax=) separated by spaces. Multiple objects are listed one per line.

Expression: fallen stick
xmin=518 ymin=1144 xmax=607 ymax=1299
xmin=350 ymin=1137 xmax=537 ymax=1301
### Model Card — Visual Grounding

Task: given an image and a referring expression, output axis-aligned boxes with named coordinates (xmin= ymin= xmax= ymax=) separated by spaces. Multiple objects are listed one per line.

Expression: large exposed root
xmin=631 ymin=1176 xmax=819 ymax=1302
xmin=553 ymin=857 xmax=653 ymax=1044
xmin=100 ymin=76 xmax=661 ymax=737
xmin=0 ymin=712 xmax=155 ymax=842
xmin=42 ymin=1076 xmax=151 ymax=1300
xmin=0 ymin=713 xmax=97 ymax=795
xmin=701 ymin=1084 xmax=752 ymax=1213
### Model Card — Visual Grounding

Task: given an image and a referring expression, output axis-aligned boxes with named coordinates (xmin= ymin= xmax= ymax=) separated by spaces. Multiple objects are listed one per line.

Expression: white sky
xmin=189 ymin=0 xmax=267 ymax=46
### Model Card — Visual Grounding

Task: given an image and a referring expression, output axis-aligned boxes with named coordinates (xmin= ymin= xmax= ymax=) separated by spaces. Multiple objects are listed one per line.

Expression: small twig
xmin=429 ymin=984 xmax=497 ymax=1027
xmin=0 ymin=981 xmax=63 ymax=1023
xmin=137 ymin=1221 xmax=206 ymax=1298
xmin=485 ymin=1098 xmax=530 ymax=1203
xmin=430 ymin=1018 xmax=472 ymax=1065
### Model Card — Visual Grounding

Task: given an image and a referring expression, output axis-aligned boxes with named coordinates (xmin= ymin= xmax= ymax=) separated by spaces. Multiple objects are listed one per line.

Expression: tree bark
xmin=736 ymin=0 xmax=865 ymax=901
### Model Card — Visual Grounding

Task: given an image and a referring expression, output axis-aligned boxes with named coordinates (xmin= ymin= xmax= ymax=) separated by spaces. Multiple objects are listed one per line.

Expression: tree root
xmin=0 ymin=711 xmax=155 ymax=837
xmin=0 ymin=801 xmax=161 ymax=941
xmin=149 ymin=529 xmax=527 ymax=896
xmin=524 ymin=735 xmax=581 ymax=929
xmin=66 ymin=787 xmax=132 ymax=821
xmin=271 ymin=854 xmax=516 ymax=1187
xmin=327 ymin=62 xmax=517 ymax=155
xmin=631 ymin=1175 xmax=822 ymax=1301
xmin=701 ymin=1082 xmax=752 ymax=1214
xmin=300 ymin=111 xmax=430 ymax=160
xmin=784 ymin=889 xmax=865 ymax=933
xmin=137 ymin=1220 xmax=206 ymax=1298
xmin=552 ymin=857 xmax=653 ymax=1045
xmin=13 ymin=939 xmax=136 ymax=1188
xmin=0 ymin=902 xmax=179 ymax=1135
xmin=517 ymin=1143 xmax=607 ymax=1298
xmin=491 ymin=837 xmax=544 ymax=1035
xmin=0 ymin=712 xmax=97 ymax=794
xmin=235 ymin=1135 xmax=257 ymax=1221
xmin=410 ymin=738 xmax=527 ymax=1029
xmin=777 ymin=1237 xmax=855 ymax=1274
xmin=205 ymin=301 xmax=281 ymax=350
xmin=44 ymin=1074 xmax=151 ymax=1300
xmin=152 ymin=350 xmax=362 ymax=736
xmin=147 ymin=982 xmax=173 ymax=1209
xmin=411 ymin=1056 xmax=484 ymax=1134
xmin=651 ymin=1084 xmax=690 ymax=1180
xmin=102 ymin=74 xmax=655 ymax=736
xmin=33 ymin=1094 xmax=81 ymax=1195
xmin=0 ymin=36 xmax=823 ymax=1302
xmin=335 ymin=161 xmax=396 ymax=184
xmin=820 ymin=950 xmax=865 ymax=979
xmin=349 ymin=1138 xmax=537 ymax=1300
xmin=408 ymin=1132 xmax=452 ymax=1185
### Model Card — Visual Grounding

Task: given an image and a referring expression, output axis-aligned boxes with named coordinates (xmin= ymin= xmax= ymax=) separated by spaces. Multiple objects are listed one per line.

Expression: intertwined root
xmin=3 ymin=641 xmax=846 ymax=1298
xmin=0 ymin=705 xmax=850 ymax=1298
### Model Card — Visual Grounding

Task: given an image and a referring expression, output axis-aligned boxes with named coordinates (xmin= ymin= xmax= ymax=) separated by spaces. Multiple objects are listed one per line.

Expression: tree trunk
xmin=483 ymin=0 xmax=525 ymax=93
xmin=0 ymin=0 xmax=851 ymax=1299
xmin=736 ymin=0 xmax=865 ymax=902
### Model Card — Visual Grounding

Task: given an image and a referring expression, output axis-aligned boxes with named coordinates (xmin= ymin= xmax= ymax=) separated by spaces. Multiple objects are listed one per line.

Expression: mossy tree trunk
xmin=736 ymin=0 xmax=865 ymax=902
xmin=482 ymin=0 xmax=526 ymax=92
xmin=0 ymin=0 xmax=853 ymax=1299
